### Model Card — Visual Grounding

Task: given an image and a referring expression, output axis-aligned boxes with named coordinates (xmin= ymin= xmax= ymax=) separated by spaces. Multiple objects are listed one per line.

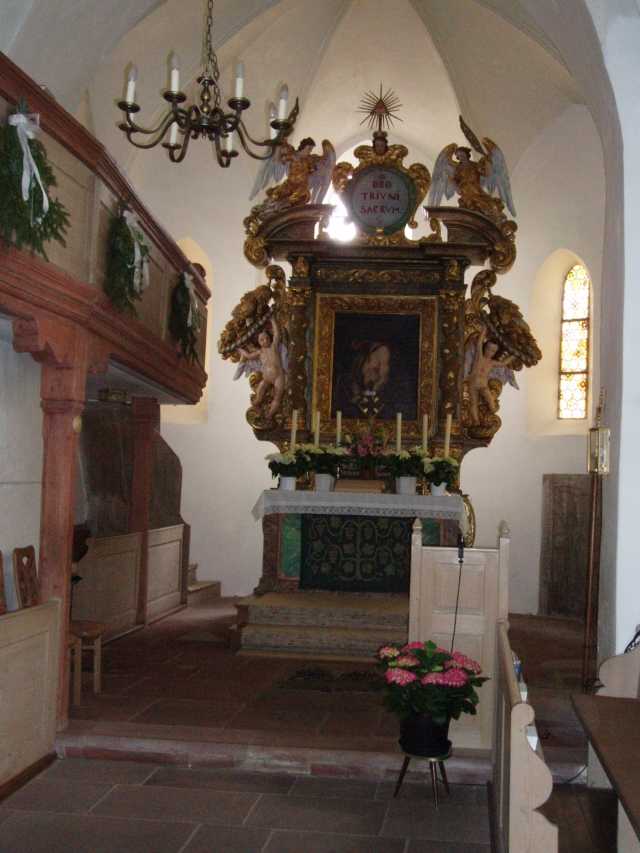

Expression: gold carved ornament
xmin=314 ymin=268 xmax=439 ymax=286
xmin=312 ymin=293 xmax=438 ymax=443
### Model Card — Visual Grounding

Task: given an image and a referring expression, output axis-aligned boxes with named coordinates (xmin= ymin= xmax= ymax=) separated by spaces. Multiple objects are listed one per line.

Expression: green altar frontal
xmin=253 ymin=491 xmax=462 ymax=594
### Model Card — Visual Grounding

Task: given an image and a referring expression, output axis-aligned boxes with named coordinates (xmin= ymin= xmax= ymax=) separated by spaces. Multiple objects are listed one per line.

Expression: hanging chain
xmin=203 ymin=0 xmax=221 ymax=107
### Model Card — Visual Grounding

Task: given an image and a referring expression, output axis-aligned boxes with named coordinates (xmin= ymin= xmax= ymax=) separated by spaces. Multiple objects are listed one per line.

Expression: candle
xmin=336 ymin=411 xmax=342 ymax=446
xmin=422 ymin=413 xmax=428 ymax=453
xmin=396 ymin=412 xmax=402 ymax=453
xmin=225 ymin=131 xmax=235 ymax=153
xmin=234 ymin=61 xmax=245 ymax=99
xmin=443 ymin=413 xmax=452 ymax=458
xmin=314 ymin=410 xmax=320 ymax=447
xmin=268 ymin=102 xmax=277 ymax=139
xmin=169 ymin=123 xmax=179 ymax=146
xmin=125 ymin=65 xmax=138 ymax=104
xmin=169 ymin=52 xmax=180 ymax=93
xmin=278 ymin=84 xmax=289 ymax=120
xmin=290 ymin=409 xmax=298 ymax=448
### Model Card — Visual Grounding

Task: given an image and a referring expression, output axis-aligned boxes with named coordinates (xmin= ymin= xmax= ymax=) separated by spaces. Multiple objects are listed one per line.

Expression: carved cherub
xmin=234 ymin=318 xmax=287 ymax=419
xmin=249 ymin=137 xmax=336 ymax=211
xmin=428 ymin=117 xmax=516 ymax=225
xmin=465 ymin=326 xmax=518 ymax=424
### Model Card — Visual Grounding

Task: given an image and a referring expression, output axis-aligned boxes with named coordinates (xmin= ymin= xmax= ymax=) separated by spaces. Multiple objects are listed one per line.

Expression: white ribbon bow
xmin=123 ymin=210 xmax=149 ymax=295
xmin=7 ymin=113 xmax=50 ymax=221
xmin=183 ymin=272 xmax=200 ymax=329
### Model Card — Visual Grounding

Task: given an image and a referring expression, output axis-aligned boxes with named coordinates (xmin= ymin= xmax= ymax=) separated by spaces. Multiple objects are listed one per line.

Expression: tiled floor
xmin=0 ymin=758 xmax=491 ymax=853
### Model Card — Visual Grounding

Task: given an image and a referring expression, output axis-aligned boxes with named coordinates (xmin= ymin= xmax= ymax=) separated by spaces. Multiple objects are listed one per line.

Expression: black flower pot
xmin=399 ymin=713 xmax=451 ymax=757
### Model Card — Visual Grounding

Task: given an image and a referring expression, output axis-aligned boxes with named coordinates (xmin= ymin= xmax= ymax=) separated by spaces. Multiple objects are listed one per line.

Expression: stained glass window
xmin=558 ymin=264 xmax=590 ymax=418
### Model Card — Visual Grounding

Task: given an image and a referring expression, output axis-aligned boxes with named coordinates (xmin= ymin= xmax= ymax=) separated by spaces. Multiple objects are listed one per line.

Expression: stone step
xmin=239 ymin=623 xmax=407 ymax=658
xmin=242 ymin=592 xmax=408 ymax=631
xmin=188 ymin=580 xmax=221 ymax=603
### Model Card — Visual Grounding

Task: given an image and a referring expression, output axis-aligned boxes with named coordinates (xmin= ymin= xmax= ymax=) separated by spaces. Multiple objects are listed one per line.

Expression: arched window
xmin=558 ymin=264 xmax=590 ymax=419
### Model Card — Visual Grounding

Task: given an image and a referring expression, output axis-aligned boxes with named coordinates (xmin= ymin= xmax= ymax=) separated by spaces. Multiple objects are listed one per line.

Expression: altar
xmin=252 ymin=490 xmax=464 ymax=594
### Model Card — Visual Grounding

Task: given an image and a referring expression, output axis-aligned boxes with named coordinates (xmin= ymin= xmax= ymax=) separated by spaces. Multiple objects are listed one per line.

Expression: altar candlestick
xmin=396 ymin=412 xmax=402 ymax=452
xmin=290 ymin=409 xmax=298 ymax=448
xmin=336 ymin=411 xmax=342 ymax=446
xmin=314 ymin=410 xmax=320 ymax=447
xmin=443 ymin=413 xmax=452 ymax=458
xmin=422 ymin=414 xmax=429 ymax=453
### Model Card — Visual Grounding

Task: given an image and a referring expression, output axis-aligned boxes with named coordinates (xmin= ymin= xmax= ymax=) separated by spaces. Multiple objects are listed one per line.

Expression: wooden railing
xmin=409 ymin=520 xmax=509 ymax=751
xmin=0 ymin=599 xmax=61 ymax=786
xmin=0 ymin=52 xmax=209 ymax=403
xmin=493 ymin=620 xmax=557 ymax=852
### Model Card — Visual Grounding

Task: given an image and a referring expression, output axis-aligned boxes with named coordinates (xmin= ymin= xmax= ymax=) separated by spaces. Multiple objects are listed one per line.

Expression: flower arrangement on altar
xmin=383 ymin=447 xmax=433 ymax=479
xmin=424 ymin=456 xmax=459 ymax=490
xmin=297 ymin=443 xmax=350 ymax=476
xmin=377 ymin=640 xmax=487 ymax=726
xmin=265 ymin=448 xmax=309 ymax=479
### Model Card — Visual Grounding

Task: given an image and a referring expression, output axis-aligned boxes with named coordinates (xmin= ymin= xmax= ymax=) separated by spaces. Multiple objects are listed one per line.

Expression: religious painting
xmin=313 ymin=294 xmax=438 ymax=440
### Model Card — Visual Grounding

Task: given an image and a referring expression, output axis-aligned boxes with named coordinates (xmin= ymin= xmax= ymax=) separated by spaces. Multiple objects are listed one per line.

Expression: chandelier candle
xmin=125 ymin=65 xmax=138 ymax=104
xmin=169 ymin=53 xmax=180 ymax=93
xmin=269 ymin=103 xmax=277 ymax=139
xmin=278 ymin=85 xmax=289 ymax=120
xmin=234 ymin=62 xmax=245 ymax=99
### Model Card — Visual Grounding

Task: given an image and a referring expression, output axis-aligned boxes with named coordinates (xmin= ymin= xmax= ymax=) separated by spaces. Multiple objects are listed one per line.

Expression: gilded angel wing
xmin=463 ymin=338 xmax=477 ymax=378
xmin=309 ymin=140 xmax=336 ymax=203
xmin=481 ymin=138 xmax=516 ymax=217
xmin=249 ymin=145 xmax=288 ymax=201
xmin=233 ymin=357 xmax=261 ymax=381
xmin=427 ymin=144 xmax=457 ymax=207
xmin=489 ymin=363 xmax=519 ymax=389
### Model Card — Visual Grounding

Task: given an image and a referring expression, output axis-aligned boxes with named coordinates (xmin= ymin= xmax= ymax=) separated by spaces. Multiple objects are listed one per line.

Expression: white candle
xmin=444 ymin=413 xmax=452 ymax=458
xmin=169 ymin=52 xmax=180 ymax=93
xmin=234 ymin=61 xmax=245 ymax=99
xmin=422 ymin=414 xmax=428 ymax=453
xmin=290 ymin=409 xmax=298 ymax=448
xmin=336 ymin=411 xmax=342 ymax=446
xmin=225 ymin=131 xmax=235 ymax=152
xmin=396 ymin=412 xmax=402 ymax=453
xmin=169 ymin=123 xmax=178 ymax=146
xmin=268 ymin=102 xmax=277 ymax=139
xmin=278 ymin=84 xmax=288 ymax=120
xmin=125 ymin=65 xmax=138 ymax=104
xmin=314 ymin=410 xmax=320 ymax=447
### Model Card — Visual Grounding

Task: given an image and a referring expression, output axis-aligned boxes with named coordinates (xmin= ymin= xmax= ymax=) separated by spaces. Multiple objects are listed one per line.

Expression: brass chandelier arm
xmin=118 ymin=110 xmax=185 ymax=150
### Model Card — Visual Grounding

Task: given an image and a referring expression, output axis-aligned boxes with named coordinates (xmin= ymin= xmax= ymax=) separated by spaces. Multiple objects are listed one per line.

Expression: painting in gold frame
xmin=313 ymin=294 xmax=438 ymax=441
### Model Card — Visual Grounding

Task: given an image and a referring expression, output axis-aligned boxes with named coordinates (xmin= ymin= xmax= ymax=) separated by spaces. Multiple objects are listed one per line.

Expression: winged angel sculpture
xmin=249 ymin=136 xmax=336 ymax=215
xmin=428 ymin=117 xmax=515 ymax=225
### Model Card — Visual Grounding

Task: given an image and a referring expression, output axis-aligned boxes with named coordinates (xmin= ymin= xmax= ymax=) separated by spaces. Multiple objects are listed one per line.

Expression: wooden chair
xmin=0 ymin=553 xmax=7 ymax=616
xmin=12 ymin=545 xmax=104 ymax=700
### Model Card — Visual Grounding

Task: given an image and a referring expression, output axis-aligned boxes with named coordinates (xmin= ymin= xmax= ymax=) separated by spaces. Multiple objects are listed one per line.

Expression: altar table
xmin=252 ymin=490 xmax=464 ymax=594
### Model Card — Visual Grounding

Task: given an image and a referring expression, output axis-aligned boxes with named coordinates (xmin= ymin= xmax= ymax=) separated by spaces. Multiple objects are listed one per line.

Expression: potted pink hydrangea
xmin=377 ymin=640 xmax=487 ymax=757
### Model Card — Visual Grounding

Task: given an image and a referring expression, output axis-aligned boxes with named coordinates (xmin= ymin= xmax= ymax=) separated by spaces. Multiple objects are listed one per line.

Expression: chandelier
xmin=117 ymin=0 xmax=298 ymax=166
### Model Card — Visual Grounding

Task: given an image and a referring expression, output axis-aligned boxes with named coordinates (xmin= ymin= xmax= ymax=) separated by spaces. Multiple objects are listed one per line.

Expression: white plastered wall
xmin=0 ymin=319 xmax=42 ymax=610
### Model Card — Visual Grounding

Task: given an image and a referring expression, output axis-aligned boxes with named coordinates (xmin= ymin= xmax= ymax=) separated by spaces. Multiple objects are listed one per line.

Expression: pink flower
xmin=385 ymin=668 xmax=417 ymax=686
xmin=435 ymin=646 xmax=450 ymax=655
xmin=401 ymin=642 xmax=424 ymax=652
xmin=396 ymin=654 xmax=420 ymax=668
xmin=421 ymin=672 xmax=446 ymax=685
xmin=451 ymin=651 xmax=482 ymax=674
xmin=378 ymin=645 xmax=400 ymax=660
xmin=441 ymin=669 xmax=469 ymax=687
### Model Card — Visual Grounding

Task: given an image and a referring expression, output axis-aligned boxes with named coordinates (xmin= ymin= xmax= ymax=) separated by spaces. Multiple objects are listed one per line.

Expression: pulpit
xmin=252 ymin=490 xmax=464 ymax=594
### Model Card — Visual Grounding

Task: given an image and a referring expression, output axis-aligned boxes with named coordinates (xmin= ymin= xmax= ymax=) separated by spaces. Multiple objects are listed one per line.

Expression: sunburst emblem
xmin=357 ymin=85 xmax=403 ymax=131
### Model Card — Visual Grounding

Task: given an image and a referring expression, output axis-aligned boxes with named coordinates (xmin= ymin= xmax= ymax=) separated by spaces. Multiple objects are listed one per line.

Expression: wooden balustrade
xmin=492 ymin=620 xmax=557 ymax=852
xmin=0 ymin=51 xmax=209 ymax=403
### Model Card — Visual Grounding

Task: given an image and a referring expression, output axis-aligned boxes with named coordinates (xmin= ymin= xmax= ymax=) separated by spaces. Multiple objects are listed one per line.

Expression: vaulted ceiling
xmin=2 ymin=0 xmax=587 ymax=174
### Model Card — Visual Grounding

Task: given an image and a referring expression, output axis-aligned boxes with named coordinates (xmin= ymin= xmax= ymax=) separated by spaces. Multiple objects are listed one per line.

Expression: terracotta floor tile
xmin=319 ymin=710 xmax=382 ymax=737
xmin=42 ymin=758 xmax=159 ymax=785
xmin=92 ymin=784 xmax=259 ymax=824
xmin=264 ymin=830 xmax=406 ymax=853
xmin=181 ymin=825 xmax=271 ymax=853
xmin=0 ymin=812 xmax=195 ymax=853
xmin=230 ymin=705 xmax=328 ymax=733
xmin=376 ymin=781 xmax=487 ymax=805
xmin=289 ymin=776 xmax=379 ymax=800
xmin=147 ymin=766 xmax=295 ymax=793
xmin=2 ymin=778 xmax=114 ymax=814
xmin=407 ymin=843 xmax=491 ymax=853
xmin=245 ymin=793 xmax=388 ymax=834
xmin=382 ymin=802 xmax=490 ymax=843
xmin=131 ymin=699 xmax=241 ymax=727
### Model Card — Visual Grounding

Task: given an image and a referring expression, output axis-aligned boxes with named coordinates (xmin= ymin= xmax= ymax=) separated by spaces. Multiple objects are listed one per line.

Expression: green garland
xmin=104 ymin=206 xmax=149 ymax=314
xmin=0 ymin=103 xmax=69 ymax=259
xmin=169 ymin=273 xmax=202 ymax=363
